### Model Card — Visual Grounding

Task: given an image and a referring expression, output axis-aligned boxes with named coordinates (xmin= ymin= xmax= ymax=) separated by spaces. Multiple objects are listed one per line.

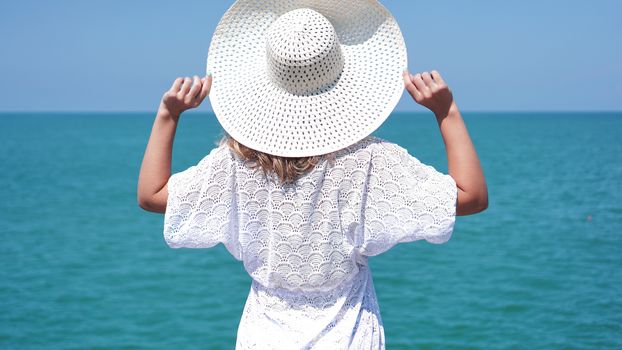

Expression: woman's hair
xmin=219 ymin=134 xmax=334 ymax=184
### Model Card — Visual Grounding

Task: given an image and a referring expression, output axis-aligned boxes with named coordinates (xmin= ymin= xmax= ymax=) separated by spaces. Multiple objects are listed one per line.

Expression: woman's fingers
xmin=170 ymin=77 xmax=183 ymax=93
xmin=404 ymin=69 xmax=454 ymax=116
xmin=178 ymin=77 xmax=192 ymax=97
xmin=412 ymin=73 xmax=429 ymax=97
xmin=186 ymin=76 xmax=202 ymax=103
xmin=196 ymin=75 xmax=212 ymax=104
xmin=403 ymin=71 xmax=422 ymax=101
xmin=163 ymin=73 xmax=212 ymax=114
xmin=431 ymin=70 xmax=446 ymax=87
xmin=161 ymin=74 xmax=211 ymax=116
xmin=421 ymin=71 xmax=436 ymax=89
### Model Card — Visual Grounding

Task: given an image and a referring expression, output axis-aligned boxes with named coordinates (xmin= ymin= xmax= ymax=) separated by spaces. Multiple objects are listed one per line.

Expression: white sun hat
xmin=207 ymin=0 xmax=407 ymax=157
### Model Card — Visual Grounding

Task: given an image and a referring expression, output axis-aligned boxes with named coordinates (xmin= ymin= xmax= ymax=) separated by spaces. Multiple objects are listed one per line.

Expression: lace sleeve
xmin=163 ymin=145 xmax=241 ymax=258
xmin=357 ymin=141 xmax=458 ymax=257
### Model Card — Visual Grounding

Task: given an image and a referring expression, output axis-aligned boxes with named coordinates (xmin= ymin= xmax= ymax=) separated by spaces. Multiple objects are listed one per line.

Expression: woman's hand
xmin=403 ymin=70 xmax=453 ymax=118
xmin=159 ymin=74 xmax=212 ymax=121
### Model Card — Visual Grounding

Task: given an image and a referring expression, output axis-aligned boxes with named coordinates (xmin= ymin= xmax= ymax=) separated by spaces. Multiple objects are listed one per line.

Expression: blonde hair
xmin=220 ymin=134 xmax=335 ymax=185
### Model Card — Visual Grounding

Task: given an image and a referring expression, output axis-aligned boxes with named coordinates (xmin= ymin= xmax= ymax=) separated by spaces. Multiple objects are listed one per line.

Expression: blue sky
xmin=0 ymin=0 xmax=620 ymax=112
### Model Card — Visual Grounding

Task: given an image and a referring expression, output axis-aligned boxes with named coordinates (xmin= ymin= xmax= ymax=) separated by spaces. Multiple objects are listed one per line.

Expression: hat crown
xmin=266 ymin=8 xmax=344 ymax=95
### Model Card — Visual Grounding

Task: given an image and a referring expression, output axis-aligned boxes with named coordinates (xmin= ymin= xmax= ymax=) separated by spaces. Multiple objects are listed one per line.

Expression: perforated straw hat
xmin=207 ymin=0 xmax=407 ymax=157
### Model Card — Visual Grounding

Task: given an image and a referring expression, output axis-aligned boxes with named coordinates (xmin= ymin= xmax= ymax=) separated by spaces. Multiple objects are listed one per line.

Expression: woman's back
xmin=164 ymin=135 xmax=456 ymax=291
xmin=163 ymin=135 xmax=457 ymax=348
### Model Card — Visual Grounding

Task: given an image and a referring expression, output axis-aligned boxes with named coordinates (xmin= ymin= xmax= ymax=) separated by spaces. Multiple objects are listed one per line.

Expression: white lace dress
xmin=163 ymin=136 xmax=457 ymax=349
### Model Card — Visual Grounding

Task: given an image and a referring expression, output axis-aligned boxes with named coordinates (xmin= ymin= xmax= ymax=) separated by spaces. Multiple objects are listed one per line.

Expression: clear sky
xmin=0 ymin=0 xmax=620 ymax=112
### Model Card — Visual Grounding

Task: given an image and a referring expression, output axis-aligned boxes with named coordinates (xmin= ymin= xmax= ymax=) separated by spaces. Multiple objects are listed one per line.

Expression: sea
xmin=1 ymin=112 xmax=620 ymax=349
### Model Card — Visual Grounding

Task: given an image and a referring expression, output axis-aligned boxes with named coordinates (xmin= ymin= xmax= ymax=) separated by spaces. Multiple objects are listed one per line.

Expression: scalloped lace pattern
xmin=163 ymin=135 xmax=457 ymax=348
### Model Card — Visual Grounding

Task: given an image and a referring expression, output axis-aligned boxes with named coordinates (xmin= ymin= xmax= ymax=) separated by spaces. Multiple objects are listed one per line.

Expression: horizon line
xmin=0 ymin=110 xmax=621 ymax=114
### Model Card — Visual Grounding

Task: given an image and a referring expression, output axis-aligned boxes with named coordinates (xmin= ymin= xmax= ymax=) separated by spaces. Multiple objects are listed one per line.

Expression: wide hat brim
xmin=207 ymin=0 xmax=407 ymax=157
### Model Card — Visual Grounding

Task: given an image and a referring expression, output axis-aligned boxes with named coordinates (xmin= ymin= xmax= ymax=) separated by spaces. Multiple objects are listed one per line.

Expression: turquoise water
xmin=1 ymin=112 xmax=621 ymax=349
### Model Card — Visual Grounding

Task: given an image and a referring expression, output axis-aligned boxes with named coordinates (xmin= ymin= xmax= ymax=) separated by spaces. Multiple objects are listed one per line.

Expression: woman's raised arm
xmin=403 ymin=70 xmax=488 ymax=216
xmin=137 ymin=74 xmax=212 ymax=213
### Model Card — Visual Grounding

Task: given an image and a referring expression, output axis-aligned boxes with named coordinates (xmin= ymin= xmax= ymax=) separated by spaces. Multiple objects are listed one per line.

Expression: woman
xmin=138 ymin=1 xmax=487 ymax=349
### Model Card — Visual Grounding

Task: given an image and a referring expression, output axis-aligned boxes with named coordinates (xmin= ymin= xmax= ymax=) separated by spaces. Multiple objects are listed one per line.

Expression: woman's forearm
xmin=137 ymin=107 xmax=178 ymax=212
xmin=436 ymin=102 xmax=488 ymax=215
